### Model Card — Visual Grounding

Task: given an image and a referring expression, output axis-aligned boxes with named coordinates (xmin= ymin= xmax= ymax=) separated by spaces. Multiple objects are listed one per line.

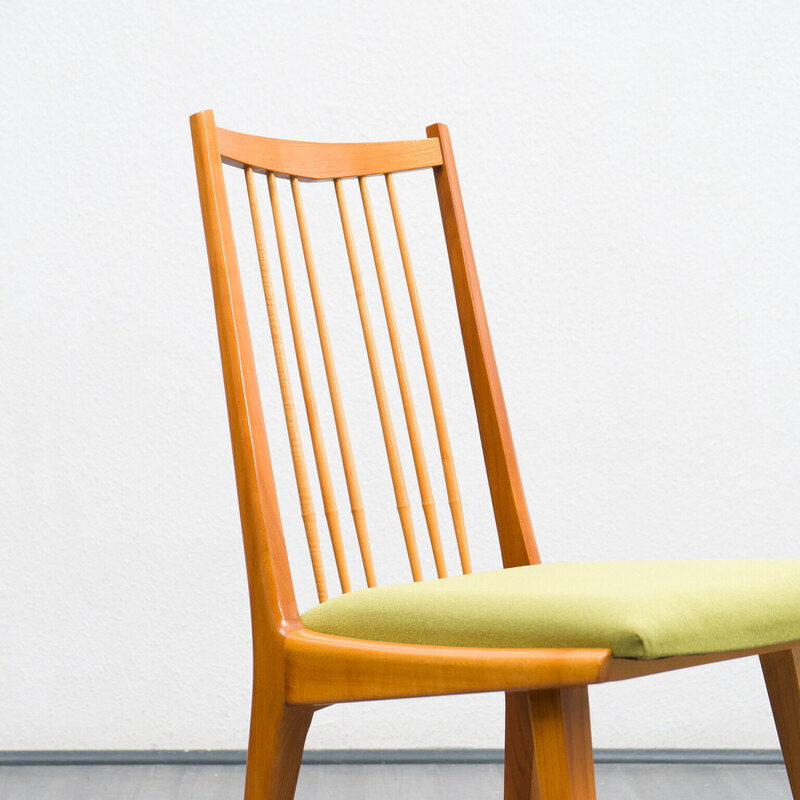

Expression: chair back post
xmin=427 ymin=122 xmax=541 ymax=568
xmin=190 ymin=109 xmax=301 ymax=640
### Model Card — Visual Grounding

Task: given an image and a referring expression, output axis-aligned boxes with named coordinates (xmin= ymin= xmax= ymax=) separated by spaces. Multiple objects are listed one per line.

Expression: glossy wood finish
xmin=505 ymin=692 xmax=538 ymax=800
xmin=193 ymin=110 xmax=304 ymax=800
xmin=284 ymin=628 xmax=610 ymax=705
xmin=290 ymin=177 xmax=377 ymax=587
xmin=761 ymin=647 xmax=800 ymax=798
xmin=334 ymin=176 xmax=423 ymax=581
xmin=505 ymin=688 xmax=596 ymax=800
xmin=359 ymin=175 xmax=447 ymax=578
xmin=386 ymin=172 xmax=472 ymax=574
xmin=191 ymin=110 xmax=301 ymax=636
xmin=218 ymin=127 xmax=442 ymax=180
xmin=244 ymin=167 xmax=329 ymax=601
xmin=191 ymin=110 xmax=800 ymax=800
xmin=427 ymin=123 xmax=540 ymax=570
xmin=244 ymin=684 xmax=313 ymax=800
xmin=267 ymin=169 xmax=352 ymax=597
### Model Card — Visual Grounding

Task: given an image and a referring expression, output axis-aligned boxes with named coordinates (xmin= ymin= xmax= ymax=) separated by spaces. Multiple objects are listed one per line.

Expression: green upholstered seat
xmin=301 ymin=560 xmax=800 ymax=660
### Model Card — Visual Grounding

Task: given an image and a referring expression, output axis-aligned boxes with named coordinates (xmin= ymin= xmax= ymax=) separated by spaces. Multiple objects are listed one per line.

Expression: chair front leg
xmin=761 ymin=647 xmax=800 ymax=799
xmin=244 ymin=682 xmax=314 ymax=800
xmin=504 ymin=687 xmax=596 ymax=800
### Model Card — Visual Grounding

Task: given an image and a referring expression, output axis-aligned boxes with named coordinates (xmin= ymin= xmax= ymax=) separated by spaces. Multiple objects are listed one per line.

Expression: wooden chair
xmin=190 ymin=109 xmax=800 ymax=800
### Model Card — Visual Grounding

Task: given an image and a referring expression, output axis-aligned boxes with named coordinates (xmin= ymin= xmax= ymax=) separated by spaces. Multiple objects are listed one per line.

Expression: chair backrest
xmin=190 ymin=110 xmax=540 ymax=634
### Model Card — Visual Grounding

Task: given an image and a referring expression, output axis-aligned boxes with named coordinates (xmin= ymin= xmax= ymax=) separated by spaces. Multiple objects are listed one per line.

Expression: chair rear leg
xmin=244 ymin=688 xmax=314 ymax=800
xmin=761 ymin=647 xmax=800 ymax=799
xmin=504 ymin=687 xmax=596 ymax=800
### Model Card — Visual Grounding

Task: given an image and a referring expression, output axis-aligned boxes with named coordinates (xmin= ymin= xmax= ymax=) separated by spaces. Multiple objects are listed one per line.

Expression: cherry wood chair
xmin=190 ymin=109 xmax=800 ymax=800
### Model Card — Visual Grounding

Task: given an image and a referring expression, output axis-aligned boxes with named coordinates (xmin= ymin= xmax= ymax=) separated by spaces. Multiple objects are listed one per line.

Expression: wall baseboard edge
xmin=0 ymin=749 xmax=785 ymax=766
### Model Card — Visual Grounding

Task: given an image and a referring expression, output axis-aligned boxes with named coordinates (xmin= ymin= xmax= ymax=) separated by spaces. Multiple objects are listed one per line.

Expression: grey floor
xmin=0 ymin=763 xmax=794 ymax=799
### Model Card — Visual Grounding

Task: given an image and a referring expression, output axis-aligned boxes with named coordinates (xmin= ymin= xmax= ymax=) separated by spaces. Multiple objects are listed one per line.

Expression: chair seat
xmin=301 ymin=559 xmax=800 ymax=659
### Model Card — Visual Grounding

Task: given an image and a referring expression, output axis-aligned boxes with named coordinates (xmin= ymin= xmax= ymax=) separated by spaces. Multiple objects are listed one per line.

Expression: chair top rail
xmin=218 ymin=127 xmax=443 ymax=180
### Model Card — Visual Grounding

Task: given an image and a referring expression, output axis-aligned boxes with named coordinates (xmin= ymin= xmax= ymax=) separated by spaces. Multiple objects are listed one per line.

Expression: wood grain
xmin=245 ymin=167 xmax=328 ymax=601
xmin=290 ymin=177 xmax=377 ymax=588
xmin=192 ymin=110 xmax=310 ymax=800
xmin=532 ymin=687 xmax=596 ymax=800
xmin=244 ymin=673 xmax=314 ymax=800
xmin=218 ymin=127 xmax=442 ymax=180
xmin=284 ymin=628 xmax=611 ymax=705
xmin=504 ymin=688 xmax=596 ymax=800
xmin=334 ymin=177 xmax=423 ymax=582
xmin=427 ymin=123 xmax=541 ymax=570
xmin=386 ymin=171 xmax=472 ymax=574
xmin=359 ymin=175 xmax=447 ymax=578
xmin=190 ymin=109 xmax=301 ymax=636
xmin=761 ymin=647 xmax=800 ymax=799
xmin=192 ymin=111 xmax=800 ymax=800
xmin=265 ymin=170 xmax=352 ymax=597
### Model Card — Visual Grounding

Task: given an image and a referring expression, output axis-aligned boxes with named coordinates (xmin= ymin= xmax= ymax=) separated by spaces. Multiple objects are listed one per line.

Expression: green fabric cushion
xmin=301 ymin=560 xmax=800 ymax=659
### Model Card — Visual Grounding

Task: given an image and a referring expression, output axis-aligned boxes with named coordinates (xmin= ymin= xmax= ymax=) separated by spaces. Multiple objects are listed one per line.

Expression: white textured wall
xmin=3 ymin=0 xmax=800 ymax=751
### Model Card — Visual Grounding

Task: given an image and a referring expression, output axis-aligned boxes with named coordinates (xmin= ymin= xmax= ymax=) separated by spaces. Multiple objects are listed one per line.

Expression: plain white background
xmin=3 ymin=0 xmax=800 ymax=751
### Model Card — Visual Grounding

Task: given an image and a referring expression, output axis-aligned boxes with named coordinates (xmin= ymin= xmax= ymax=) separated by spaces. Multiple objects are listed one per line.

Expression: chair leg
xmin=504 ymin=687 xmax=596 ymax=800
xmin=761 ymin=647 xmax=800 ymax=799
xmin=244 ymin=686 xmax=314 ymax=800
